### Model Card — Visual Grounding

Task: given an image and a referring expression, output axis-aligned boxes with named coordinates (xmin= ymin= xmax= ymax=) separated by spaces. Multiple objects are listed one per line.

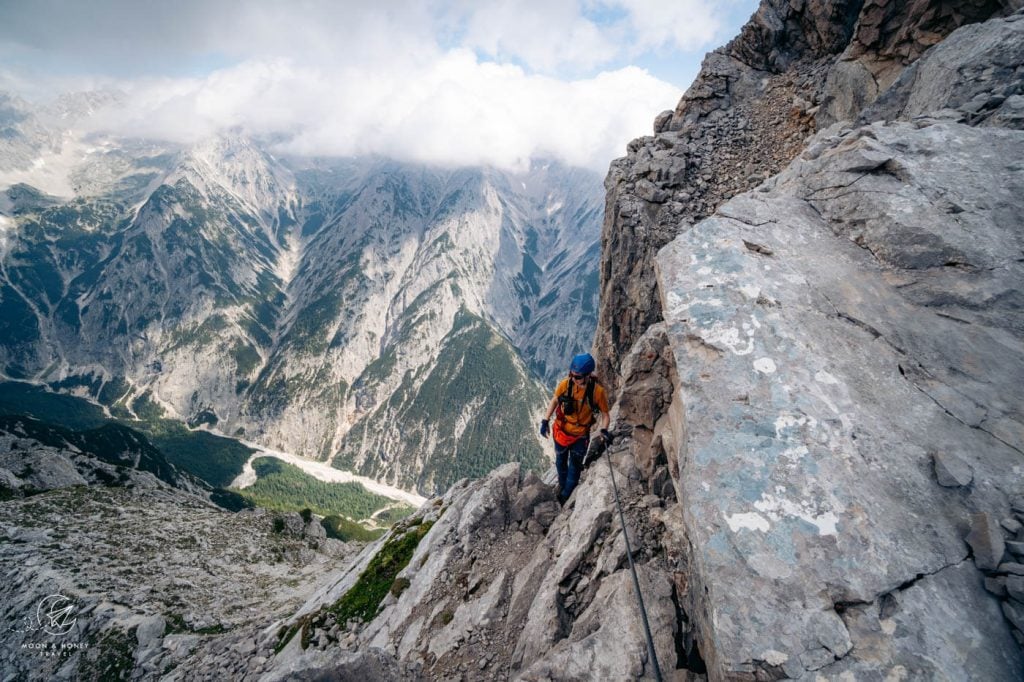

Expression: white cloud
xmin=617 ymin=0 xmax=724 ymax=53
xmin=1 ymin=0 xmax=758 ymax=170
xmin=453 ymin=0 xmax=726 ymax=75
xmin=83 ymin=53 xmax=679 ymax=172
xmin=458 ymin=0 xmax=617 ymax=73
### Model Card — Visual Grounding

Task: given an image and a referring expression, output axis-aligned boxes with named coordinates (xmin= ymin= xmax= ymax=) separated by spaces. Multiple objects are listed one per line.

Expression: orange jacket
xmin=552 ymin=377 xmax=609 ymax=446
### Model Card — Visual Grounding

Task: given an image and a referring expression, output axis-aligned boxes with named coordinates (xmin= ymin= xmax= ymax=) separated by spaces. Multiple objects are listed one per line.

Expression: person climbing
xmin=539 ymin=353 xmax=611 ymax=504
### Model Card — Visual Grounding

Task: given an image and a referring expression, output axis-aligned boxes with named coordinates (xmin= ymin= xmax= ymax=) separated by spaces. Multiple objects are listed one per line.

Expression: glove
xmin=540 ymin=419 xmax=550 ymax=438
xmin=600 ymin=429 xmax=613 ymax=445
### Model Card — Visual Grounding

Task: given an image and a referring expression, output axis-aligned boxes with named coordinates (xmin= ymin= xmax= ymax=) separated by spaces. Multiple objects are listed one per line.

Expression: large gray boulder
xmin=654 ymin=114 xmax=1024 ymax=679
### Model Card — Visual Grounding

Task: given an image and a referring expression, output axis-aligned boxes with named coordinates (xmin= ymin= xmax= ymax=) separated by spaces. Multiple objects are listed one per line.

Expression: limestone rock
xmin=593 ymin=1 xmax=1015 ymax=392
xmin=1008 ymin=575 xmax=1024 ymax=602
xmin=0 ymin=484 xmax=354 ymax=682
xmin=861 ymin=11 xmax=1024 ymax=127
xmin=968 ymin=513 xmax=1008 ymax=571
xmin=654 ymin=107 xmax=1024 ymax=678
xmin=1004 ymin=600 xmax=1024 ymax=633
xmin=987 ymin=576 xmax=1010 ymax=597
xmin=835 ymin=561 xmax=1022 ymax=680
xmin=933 ymin=451 xmax=974 ymax=487
xmin=516 ymin=567 xmax=676 ymax=682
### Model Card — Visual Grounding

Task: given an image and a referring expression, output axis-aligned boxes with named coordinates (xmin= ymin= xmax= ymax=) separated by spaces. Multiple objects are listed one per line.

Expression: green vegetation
xmin=321 ymin=514 xmax=386 ymax=542
xmin=283 ymin=291 xmax=345 ymax=355
xmin=78 ymin=626 xmax=136 ymax=682
xmin=186 ymin=408 xmax=218 ymax=428
xmin=49 ymin=374 xmax=103 ymax=396
xmin=98 ymin=377 xmax=131 ymax=406
xmin=328 ymin=518 xmax=433 ymax=624
xmin=132 ymin=418 xmax=253 ymax=488
xmin=161 ymin=612 xmax=227 ymax=635
xmin=163 ymin=613 xmax=189 ymax=635
xmin=0 ymin=381 xmax=254 ymax=488
xmin=0 ymin=378 xmax=253 ymax=491
xmin=165 ymin=315 xmax=230 ymax=353
xmin=0 ymin=381 xmax=107 ymax=430
xmin=233 ymin=457 xmax=393 ymax=520
xmin=373 ymin=504 xmax=417 ymax=525
xmin=0 ymin=283 xmax=42 ymax=353
xmin=210 ymin=488 xmax=256 ymax=512
xmin=231 ymin=341 xmax=261 ymax=377
xmin=0 ymin=415 xmax=183 ymax=488
xmin=274 ymin=515 xmax=433 ymax=653
xmin=390 ymin=577 xmax=411 ymax=598
xmin=131 ymin=391 xmax=165 ymax=421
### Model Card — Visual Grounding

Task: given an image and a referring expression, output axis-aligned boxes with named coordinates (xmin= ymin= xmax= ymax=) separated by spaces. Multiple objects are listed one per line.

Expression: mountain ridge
xmin=0 ymin=127 xmax=604 ymax=495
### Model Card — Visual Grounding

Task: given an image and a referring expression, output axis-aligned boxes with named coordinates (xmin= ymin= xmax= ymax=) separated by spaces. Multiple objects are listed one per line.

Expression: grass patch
xmin=321 ymin=514 xmax=385 ymax=542
xmin=163 ymin=613 xmax=188 ymax=635
xmin=275 ymin=622 xmax=302 ymax=654
xmin=233 ymin=457 xmax=393 ymax=520
xmin=373 ymin=504 xmax=417 ymax=525
xmin=328 ymin=519 xmax=433 ymax=625
xmin=195 ymin=623 xmax=228 ymax=635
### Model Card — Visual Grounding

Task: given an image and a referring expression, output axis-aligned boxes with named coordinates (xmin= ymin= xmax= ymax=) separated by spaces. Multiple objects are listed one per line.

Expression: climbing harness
xmin=604 ymin=443 xmax=664 ymax=682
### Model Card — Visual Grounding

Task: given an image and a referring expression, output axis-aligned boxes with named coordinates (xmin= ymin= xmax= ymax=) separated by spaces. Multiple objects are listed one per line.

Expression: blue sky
xmin=0 ymin=0 xmax=759 ymax=170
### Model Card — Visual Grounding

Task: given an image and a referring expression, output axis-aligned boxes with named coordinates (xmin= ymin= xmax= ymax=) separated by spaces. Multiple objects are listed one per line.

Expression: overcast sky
xmin=0 ymin=0 xmax=758 ymax=171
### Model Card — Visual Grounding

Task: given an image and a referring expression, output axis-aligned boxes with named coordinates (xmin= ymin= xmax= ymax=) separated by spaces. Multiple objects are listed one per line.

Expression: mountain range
xmin=0 ymin=99 xmax=604 ymax=494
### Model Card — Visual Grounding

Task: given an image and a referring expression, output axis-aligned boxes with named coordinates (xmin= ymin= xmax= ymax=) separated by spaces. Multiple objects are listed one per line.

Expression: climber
xmin=539 ymin=353 xmax=611 ymax=504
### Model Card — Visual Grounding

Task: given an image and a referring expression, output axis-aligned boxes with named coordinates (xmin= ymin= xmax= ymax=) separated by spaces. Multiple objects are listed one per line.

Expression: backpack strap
xmin=584 ymin=377 xmax=600 ymax=425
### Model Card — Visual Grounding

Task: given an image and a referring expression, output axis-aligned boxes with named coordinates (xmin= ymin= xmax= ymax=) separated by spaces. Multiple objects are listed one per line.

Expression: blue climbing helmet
xmin=569 ymin=353 xmax=596 ymax=375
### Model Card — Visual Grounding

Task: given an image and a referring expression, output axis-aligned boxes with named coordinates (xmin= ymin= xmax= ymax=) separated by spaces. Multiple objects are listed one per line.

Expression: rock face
xmin=588 ymin=1 xmax=1024 ymax=680
xmin=251 ymin=457 xmax=683 ymax=681
xmin=0 ymin=414 xmax=195 ymax=495
xmin=6 ymin=2 xmax=1024 ymax=681
xmin=655 ymin=112 xmax=1024 ymax=678
xmin=631 ymin=5 xmax=1024 ymax=681
xmin=593 ymin=0 xmax=1021 ymax=393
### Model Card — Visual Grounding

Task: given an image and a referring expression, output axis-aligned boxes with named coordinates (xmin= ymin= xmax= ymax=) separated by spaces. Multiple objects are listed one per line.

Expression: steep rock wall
xmin=642 ymin=8 xmax=1024 ymax=681
xmin=594 ymin=0 xmax=1021 ymax=393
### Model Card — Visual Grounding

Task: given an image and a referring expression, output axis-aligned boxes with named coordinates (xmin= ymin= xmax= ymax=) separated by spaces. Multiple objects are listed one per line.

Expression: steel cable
xmin=605 ymin=445 xmax=664 ymax=682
